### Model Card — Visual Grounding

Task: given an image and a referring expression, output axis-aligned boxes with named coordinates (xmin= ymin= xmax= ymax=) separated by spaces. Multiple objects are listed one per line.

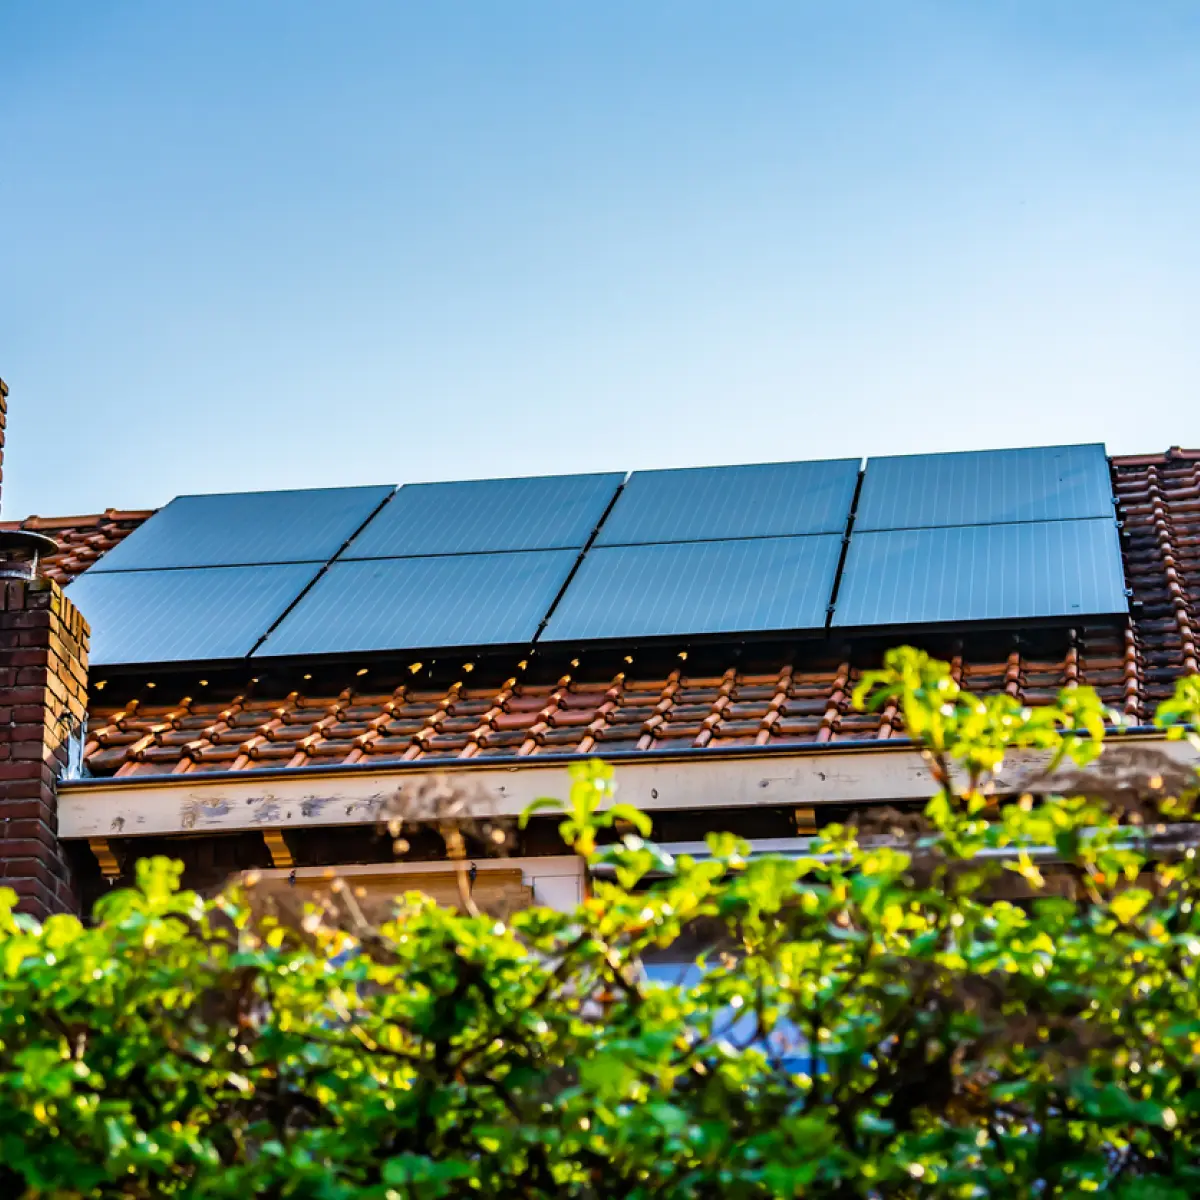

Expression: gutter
xmin=62 ymin=724 xmax=1171 ymax=792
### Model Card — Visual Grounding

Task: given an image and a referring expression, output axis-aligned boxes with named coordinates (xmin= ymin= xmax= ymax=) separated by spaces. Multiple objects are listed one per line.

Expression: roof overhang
xmin=58 ymin=730 xmax=1196 ymax=841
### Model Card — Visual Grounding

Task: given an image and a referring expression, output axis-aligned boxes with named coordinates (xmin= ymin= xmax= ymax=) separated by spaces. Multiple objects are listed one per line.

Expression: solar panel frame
xmin=253 ymin=549 xmax=580 ymax=658
xmin=831 ymin=518 xmax=1127 ymax=628
xmin=341 ymin=472 xmax=625 ymax=560
xmin=66 ymin=563 xmax=325 ymax=666
xmin=89 ymin=485 xmax=396 ymax=572
xmin=852 ymin=444 xmax=1113 ymax=532
xmin=540 ymin=535 xmax=844 ymax=643
xmin=595 ymin=458 xmax=861 ymax=547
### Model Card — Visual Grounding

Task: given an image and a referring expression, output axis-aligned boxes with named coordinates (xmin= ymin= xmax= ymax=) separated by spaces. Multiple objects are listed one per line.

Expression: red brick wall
xmin=0 ymin=577 xmax=88 ymax=918
xmin=0 ymin=378 xmax=7 ymax=498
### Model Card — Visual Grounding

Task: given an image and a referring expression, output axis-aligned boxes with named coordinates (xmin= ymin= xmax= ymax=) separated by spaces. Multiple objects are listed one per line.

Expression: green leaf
xmin=519 ymin=796 xmax=564 ymax=827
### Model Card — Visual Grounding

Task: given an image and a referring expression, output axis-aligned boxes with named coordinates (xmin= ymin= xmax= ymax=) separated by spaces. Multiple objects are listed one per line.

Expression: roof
xmin=16 ymin=448 xmax=1200 ymax=780
xmin=0 ymin=510 xmax=154 ymax=585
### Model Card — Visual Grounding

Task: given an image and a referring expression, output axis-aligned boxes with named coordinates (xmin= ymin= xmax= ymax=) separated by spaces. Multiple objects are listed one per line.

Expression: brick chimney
xmin=0 ymin=377 xmax=7 ymax=499
xmin=0 ymin=378 xmax=90 ymax=918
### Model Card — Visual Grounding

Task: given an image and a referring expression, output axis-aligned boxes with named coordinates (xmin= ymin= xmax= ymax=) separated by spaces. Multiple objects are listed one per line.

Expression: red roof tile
xmin=0 ymin=509 xmax=155 ymax=584
xmin=81 ymin=626 xmax=1130 ymax=778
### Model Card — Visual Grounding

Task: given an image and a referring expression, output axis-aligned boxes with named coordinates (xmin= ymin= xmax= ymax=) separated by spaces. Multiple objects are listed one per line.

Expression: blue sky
xmin=2 ymin=2 xmax=1198 ymax=516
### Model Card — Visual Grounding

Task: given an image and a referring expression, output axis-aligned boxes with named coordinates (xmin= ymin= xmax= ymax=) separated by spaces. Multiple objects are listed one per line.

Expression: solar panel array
xmin=66 ymin=445 xmax=1128 ymax=668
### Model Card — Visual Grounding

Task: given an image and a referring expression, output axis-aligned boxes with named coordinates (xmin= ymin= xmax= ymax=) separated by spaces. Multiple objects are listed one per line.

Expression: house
xmin=1 ymin=375 xmax=1197 ymax=921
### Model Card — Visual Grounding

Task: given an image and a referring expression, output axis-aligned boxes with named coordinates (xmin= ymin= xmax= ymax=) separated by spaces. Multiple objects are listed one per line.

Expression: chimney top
xmin=0 ymin=529 xmax=57 ymax=580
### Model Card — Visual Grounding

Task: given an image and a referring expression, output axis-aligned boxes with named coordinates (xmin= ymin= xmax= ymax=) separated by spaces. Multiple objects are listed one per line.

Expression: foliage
xmin=3 ymin=650 xmax=1200 ymax=1196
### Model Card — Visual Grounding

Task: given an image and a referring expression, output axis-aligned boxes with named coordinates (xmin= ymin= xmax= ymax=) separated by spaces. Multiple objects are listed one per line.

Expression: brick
xmin=0 ymin=814 xmax=54 ymax=835
xmin=0 ymin=780 xmax=52 ymax=801
xmin=2 ymin=649 xmax=49 ymax=668
xmin=8 ymin=877 xmax=59 ymax=916
xmin=7 ymin=781 xmax=55 ymax=805
xmin=2 ymin=858 xmax=60 ymax=890
xmin=10 ymin=740 xmax=47 ymax=762
xmin=0 ymin=800 xmax=49 ymax=820
xmin=12 ymin=632 xmax=54 ymax=648
xmin=2 ymin=611 xmax=52 ymax=631
xmin=0 ymin=758 xmax=52 ymax=781
xmin=0 ymin=836 xmax=57 ymax=859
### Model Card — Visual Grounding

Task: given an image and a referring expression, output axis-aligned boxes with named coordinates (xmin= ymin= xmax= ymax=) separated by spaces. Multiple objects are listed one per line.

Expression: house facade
xmin=1 ymin=375 xmax=1197 ymax=920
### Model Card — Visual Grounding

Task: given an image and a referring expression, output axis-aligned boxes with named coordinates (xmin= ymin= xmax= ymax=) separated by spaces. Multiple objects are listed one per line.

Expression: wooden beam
xmin=57 ymin=735 xmax=1197 ymax=842
xmin=248 ymin=855 xmax=584 ymax=913
xmin=262 ymin=830 xmax=294 ymax=869
xmin=87 ymin=837 xmax=121 ymax=879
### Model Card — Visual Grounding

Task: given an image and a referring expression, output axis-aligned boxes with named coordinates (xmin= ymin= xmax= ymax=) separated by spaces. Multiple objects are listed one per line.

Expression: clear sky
xmin=2 ymin=2 xmax=1198 ymax=517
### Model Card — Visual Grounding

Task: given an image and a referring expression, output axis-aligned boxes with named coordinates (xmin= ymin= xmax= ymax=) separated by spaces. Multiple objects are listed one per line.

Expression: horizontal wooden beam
xmin=58 ymin=735 xmax=1197 ymax=842
xmin=248 ymin=855 xmax=585 ymax=913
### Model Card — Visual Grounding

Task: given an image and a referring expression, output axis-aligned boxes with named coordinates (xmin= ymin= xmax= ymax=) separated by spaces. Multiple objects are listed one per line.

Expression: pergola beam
xmin=58 ymin=734 xmax=1195 ymax=842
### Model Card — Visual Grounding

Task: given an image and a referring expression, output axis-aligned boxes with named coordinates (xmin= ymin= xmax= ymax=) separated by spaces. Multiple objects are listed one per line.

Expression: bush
xmin=3 ymin=649 xmax=1200 ymax=1197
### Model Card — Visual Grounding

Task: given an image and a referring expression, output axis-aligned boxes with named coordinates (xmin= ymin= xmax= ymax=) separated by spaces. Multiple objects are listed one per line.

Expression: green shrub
xmin=3 ymin=649 xmax=1200 ymax=1197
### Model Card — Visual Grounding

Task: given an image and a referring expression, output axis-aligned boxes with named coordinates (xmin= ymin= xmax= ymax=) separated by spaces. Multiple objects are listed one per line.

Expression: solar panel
xmin=831 ymin=518 xmax=1127 ymax=628
xmin=595 ymin=459 xmax=860 ymax=546
xmin=254 ymin=550 xmax=579 ymax=658
xmin=540 ymin=535 xmax=843 ymax=643
xmin=853 ymin=444 xmax=1113 ymax=532
xmin=342 ymin=472 xmax=624 ymax=560
xmin=90 ymin=485 xmax=395 ymax=572
xmin=66 ymin=563 xmax=323 ymax=666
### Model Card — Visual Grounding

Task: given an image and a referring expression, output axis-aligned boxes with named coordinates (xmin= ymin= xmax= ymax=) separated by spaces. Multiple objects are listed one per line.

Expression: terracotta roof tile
xmin=0 ymin=508 xmax=154 ymax=584
xmin=76 ymin=627 xmax=1124 ymax=777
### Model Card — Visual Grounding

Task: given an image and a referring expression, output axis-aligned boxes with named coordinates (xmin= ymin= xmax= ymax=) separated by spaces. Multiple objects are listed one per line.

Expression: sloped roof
xmin=81 ymin=624 xmax=1129 ymax=778
xmin=14 ymin=448 xmax=1200 ymax=779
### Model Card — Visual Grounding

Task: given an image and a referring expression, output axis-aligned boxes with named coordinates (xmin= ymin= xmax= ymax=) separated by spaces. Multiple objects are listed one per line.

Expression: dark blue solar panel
xmin=254 ymin=550 xmax=578 ymax=657
xmin=853 ymin=444 xmax=1113 ymax=532
xmin=66 ymin=564 xmax=323 ymax=665
xmin=595 ymin=459 xmax=860 ymax=546
xmin=90 ymin=485 xmax=395 ymax=572
xmin=831 ymin=518 xmax=1127 ymax=628
xmin=342 ymin=473 xmax=624 ymax=559
xmin=540 ymin=536 xmax=842 ymax=642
